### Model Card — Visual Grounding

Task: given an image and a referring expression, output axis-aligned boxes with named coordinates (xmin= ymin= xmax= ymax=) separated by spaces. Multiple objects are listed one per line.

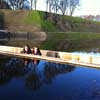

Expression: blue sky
xmin=74 ymin=0 xmax=100 ymax=16
xmin=36 ymin=0 xmax=100 ymax=16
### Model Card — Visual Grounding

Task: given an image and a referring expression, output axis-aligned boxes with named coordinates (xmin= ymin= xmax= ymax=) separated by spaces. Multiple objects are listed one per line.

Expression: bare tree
xmin=69 ymin=0 xmax=80 ymax=16
xmin=0 ymin=0 xmax=10 ymax=9
xmin=30 ymin=0 xmax=37 ymax=10
xmin=34 ymin=0 xmax=37 ymax=10
xmin=58 ymin=0 xmax=68 ymax=15
xmin=8 ymin=0 xmax=15 ymax=10
xmin=8 ymin=0 xmax=27 ymax=10
xmin=46 ymin=0 xmax=80 ymax=16
xmin=0 ymin=0 xmax=3 ymax=8
xmin=0 ymin=0 xmax=3 ymax=5
xmin=30 ymin=0 xmax=33 ymax=10
xmin=46 ymin=0 xmax=69 ymax=15
xmin=46 ymin=0 xmax=54 ymax=12
xmin=16 ymin=0 xmax=24 ymax=9
xmin=46 ymin=0 xmax=60 ymax=13
xmin=46 ymin=0 xmax=49 ymax=12
xmin=52 ymin=0 xmax=59 ymax=13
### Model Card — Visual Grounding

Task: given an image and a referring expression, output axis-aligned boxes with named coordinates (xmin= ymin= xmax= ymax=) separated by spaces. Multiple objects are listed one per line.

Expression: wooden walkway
xmin=0 ymin=45 xmax=100 ymax=68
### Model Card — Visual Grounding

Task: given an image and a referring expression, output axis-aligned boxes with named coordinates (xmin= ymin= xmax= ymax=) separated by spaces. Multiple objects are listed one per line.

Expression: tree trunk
xmin=46 ymin=0 xmax=48 ymax=12
xmin=0 ymin=0 xmax=3 ymax=8
xmin=34 ymin=0 xmax=36 ymax=10
xmin=31 ymin=0 xmax=33 ymax=10
xmin=70 ymin=7 xmax=75 ymax=16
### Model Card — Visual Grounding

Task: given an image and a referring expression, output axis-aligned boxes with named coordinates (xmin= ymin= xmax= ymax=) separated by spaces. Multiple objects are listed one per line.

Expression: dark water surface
xmin=0 ymin=56 xmax=100 ymax=100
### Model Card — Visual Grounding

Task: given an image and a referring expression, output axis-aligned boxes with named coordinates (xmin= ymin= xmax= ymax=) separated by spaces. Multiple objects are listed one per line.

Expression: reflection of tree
xmin=26 ymin=72 xmax=42 ymax=90
xmin=0 ymin=69 xmax=12 ymax=85
xmin=0 ymin=57 xmax=76 ymax=91
xmin=25 ymin=60 xmax=42 ymax=91
xmin=25 ymin=62 xmax=75 ymax=91
xmin=0 ymin=57 xmax=25 ymax=85
xmin=44 ymin=63 xmax=75 ymax=84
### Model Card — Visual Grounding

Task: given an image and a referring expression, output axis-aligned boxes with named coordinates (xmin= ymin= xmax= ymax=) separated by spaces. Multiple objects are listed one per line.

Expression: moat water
xmin=0 ymin=55 xmax=100 ymax=100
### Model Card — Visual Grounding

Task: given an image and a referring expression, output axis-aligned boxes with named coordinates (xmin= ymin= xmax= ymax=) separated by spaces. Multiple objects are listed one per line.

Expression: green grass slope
xmin=0 ymin=10 xmax=58 ymax=32
xmin=0 ymin=9 xmax=100 ymax=32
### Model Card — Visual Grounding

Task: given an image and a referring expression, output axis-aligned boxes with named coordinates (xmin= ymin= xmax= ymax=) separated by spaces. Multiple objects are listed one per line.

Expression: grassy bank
xmin=0 ymin=10 xmax=58 ymax=32
xmin=1 ymin=10 xmax=100 ymax=32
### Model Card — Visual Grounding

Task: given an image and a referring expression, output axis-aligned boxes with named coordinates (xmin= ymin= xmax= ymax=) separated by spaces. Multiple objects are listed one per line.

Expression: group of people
xmin=21 ymin=45 xmax=41 ymax=56
xmin=21 ymin=45 xmax=42 ymax=65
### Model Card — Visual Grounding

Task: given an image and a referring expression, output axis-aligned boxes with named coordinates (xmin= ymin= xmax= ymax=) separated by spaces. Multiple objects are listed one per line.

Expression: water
xmin=0 ymin=55 xmax=100 ymax=100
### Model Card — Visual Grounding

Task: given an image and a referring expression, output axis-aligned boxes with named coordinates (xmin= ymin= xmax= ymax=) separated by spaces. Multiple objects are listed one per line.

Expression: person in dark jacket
xmin=32 ymin=47 xmax=41 ymax=56
xmin=21 ymin=45 xmax=32 ymax=54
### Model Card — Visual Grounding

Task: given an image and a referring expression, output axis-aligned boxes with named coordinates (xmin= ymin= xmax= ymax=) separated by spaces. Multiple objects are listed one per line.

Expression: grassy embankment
xmin=1 ymin=10 xmax=100 ymax=51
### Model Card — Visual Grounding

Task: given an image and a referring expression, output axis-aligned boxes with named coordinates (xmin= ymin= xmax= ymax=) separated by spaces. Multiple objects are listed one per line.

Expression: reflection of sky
xmin=36 ymin=0 xmax=100 ymax=16
xmin=72 ymin=52 xmax=100 ymax=57
xmin=72 ymin=52 xmax=100 ymax=64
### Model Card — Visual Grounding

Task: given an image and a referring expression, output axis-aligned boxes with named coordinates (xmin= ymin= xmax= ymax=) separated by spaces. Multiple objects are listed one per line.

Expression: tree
xmin=52 ymin=0 xmax=59 ymax=13
xmin=8 ymin=0 xmax=15 ymax=10
xmin=30 ymin=0 xmax=37 ymax=10
xmin=30 ymin=0 xmax=33 ymax=10
xmin=34 ymin=0 xmax=37 ymax=10
xmin=46 ymin=0 xmax=69 ymax=15
xmin=46 ymin=0 xmax=49 ymax=12
xmin=17 ymin=0 xmax=24 ymax=9
xmin=59 ymin=0 xmax=69 ymax=15
xmin=46 ymin=0 xmax=60 ymax=13
xmin=69 ymin=0 xmax=80 ymax=16
xmin=7 ymin=0 xmax=28 ymax=10
xmin=46 ymin=0 xmax=80 ymax=16
xmin=46 ymin=0 xmax=54 ymax=12
xmin=0 ymin=0 xmax=3 ymax=6
xmin=0 ymin=0 xmax=11 ymax=9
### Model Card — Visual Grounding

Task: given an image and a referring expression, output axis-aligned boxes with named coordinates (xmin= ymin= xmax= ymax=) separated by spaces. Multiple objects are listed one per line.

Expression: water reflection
xmin=1 ymin=57 xmax=100 ymax=100
xmin=0 ymin=58 xmax=25 ymax=85
xmin=0 ymin=57 xmax=75 ymax=91
xmin=24 ymin=59 xmax=75 ymax=91
xmin=0 ymin=32 xmax=42 ymax=42
xmin=43 ymin=63 xmax=75 ymax=84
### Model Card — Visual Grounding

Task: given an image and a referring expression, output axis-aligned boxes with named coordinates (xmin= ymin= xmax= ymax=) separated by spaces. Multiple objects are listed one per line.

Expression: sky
xmin=36 ymin=0 xmax=100 ymax=16
xmin=74 ymin=0 xmax=100 ymax=16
